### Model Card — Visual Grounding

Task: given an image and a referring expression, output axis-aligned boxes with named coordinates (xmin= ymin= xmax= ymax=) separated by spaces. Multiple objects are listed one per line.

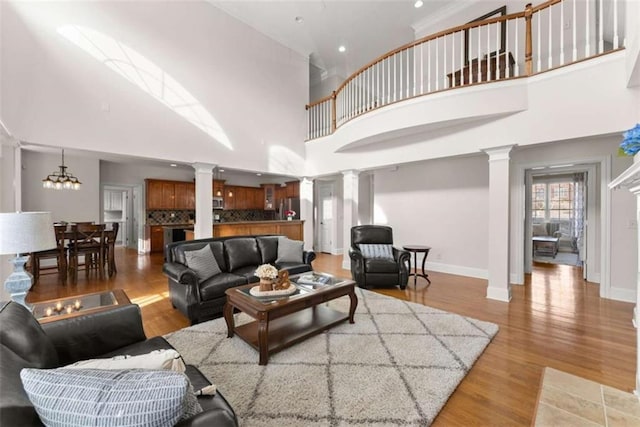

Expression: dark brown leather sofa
xmin=0 ymin=301 xmax=237 ymax=427
xmin=163 ymin=235 xmax=315 ymax=325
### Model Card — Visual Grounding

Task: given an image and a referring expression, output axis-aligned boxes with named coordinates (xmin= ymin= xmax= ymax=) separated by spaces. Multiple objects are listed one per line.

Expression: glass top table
xmin=31 ymin=289 xmax=131 ymax=323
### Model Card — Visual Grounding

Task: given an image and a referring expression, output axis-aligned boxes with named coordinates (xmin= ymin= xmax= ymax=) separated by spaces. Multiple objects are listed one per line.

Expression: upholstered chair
xmin=349 ymin=225 xmax=410 ymax=290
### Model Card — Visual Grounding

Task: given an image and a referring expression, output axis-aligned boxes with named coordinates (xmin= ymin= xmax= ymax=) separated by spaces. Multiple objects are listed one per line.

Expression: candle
xmin=74 ymin=300 xmax=81 ymax=310
xmin=45 ymin=307 xmax=53 ymax=317
xmin=55 ymin=301 xmax=63 ymax=311
xmin=65 ymin=305 xmax=73 ymax=314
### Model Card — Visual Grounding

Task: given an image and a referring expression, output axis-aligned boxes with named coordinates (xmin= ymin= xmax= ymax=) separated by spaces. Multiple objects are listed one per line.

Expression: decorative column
xmin=483 ymin=146 xmax=514 ymax=302
xmin=192 ymin=163 xmax=215 ymax=239
xmin=609 ymin=160 xmax=640 ymax=397
xmin=299 ymin=177 xmax=314 ymax=251
xmin=342 ymin=170 xmax=359 ymax=270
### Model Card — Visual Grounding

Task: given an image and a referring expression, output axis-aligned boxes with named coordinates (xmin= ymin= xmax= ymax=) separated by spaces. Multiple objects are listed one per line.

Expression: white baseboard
xmin=486 ymin=286 xmax=512 ymax=302
xmin=608 ymin=287 xmax=636 ymax=303
xmin=425 ymin=261 xmax=488 ymax=280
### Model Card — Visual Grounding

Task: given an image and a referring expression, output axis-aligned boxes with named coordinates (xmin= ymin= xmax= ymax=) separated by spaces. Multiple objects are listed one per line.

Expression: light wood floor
xmin=28 ymin=248 xmax=636 ymax=426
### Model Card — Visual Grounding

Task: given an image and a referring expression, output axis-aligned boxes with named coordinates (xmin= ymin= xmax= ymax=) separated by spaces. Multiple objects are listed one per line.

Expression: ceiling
xmin=210 ymin=0 xmax=467 ymax=82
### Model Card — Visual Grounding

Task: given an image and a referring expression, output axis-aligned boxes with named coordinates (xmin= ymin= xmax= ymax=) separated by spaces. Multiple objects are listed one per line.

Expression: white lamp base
xmin=4 ymin=255 xmax=33 ymax=311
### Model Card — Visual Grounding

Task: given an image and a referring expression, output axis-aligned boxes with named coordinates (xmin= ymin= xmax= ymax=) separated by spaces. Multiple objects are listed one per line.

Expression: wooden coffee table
xmin=224 ymin=273 xmax=357 ymax=365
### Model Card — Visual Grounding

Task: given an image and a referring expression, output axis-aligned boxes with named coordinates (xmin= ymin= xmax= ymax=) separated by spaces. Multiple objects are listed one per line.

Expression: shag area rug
xmin=166 ymin=287 xmax=499 ymax=426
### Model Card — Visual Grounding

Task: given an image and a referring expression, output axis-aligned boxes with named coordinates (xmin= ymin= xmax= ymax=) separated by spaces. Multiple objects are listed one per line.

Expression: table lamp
xmin=0 ymin=212 xmax=56 ymax=310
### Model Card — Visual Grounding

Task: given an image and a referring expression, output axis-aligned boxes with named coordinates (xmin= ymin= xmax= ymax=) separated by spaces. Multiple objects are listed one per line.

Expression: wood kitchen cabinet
xmin=175 ymin=182 xmax=195 ymax=209
xmin=213 ymin=179 xmax=225 ymax=198
xmin=285 ymin=180 xmax=300 ymax=198
xmin=262 ymin=184 xmax=275 ymax=210
xmin=146 ymin=179 xmax=175 ymax=209
xmin=224 ymin=186 xmax=235 ymax=210
xmin=147 ymin=225 xmax=164 ymax=253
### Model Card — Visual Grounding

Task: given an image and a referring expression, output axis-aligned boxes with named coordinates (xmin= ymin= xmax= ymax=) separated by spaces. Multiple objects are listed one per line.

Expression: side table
xmin=403 ymin=245 xmax=432 ymax=287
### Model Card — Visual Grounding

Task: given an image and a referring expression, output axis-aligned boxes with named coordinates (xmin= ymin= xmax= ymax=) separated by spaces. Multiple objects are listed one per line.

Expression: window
xmin=531 ymin=181 xmax=575 ymax=236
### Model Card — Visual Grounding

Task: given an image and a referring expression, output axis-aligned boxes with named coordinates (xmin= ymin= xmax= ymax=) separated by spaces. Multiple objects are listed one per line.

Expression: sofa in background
xmin=163 ymin=235 xmax=316 ymax=325
xmin=0 ymin=301 xmax=237 ymax=427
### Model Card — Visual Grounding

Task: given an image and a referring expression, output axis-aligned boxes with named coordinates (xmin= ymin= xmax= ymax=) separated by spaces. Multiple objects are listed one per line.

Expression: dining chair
xmin=103 ymin=222 xmax=119 ymax=276
xmin=67 ymin=223 xmax=106 ymax=283
xmin=30 ymin=224 xmax=68 ymax=285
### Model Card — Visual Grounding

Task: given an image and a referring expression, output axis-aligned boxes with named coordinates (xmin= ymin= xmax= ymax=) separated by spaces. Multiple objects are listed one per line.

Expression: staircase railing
xmin=306 ymin=0 xmax=625 ymax=141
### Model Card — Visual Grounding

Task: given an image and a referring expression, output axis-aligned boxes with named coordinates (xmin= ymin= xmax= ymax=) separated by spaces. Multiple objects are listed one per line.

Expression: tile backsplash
xmin=146 ymin=209 xmax=274 ymax=225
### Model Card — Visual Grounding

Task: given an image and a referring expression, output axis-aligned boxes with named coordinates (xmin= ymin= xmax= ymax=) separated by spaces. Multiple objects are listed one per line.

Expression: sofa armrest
xmin=303 ymin=250 xmax=316 ymax=265
xmin=42 ymin=304 xmax=147 ymax=365
xmin=175 ymin=407 xmax=238 ymax=427
xmin=163 ymin=262 xmax=199 ymax=286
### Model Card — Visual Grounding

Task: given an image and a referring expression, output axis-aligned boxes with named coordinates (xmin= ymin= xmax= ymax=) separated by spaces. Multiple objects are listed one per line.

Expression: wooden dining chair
xmin=102 ymin=222 xmax=119 ymax=277
xmin=30 ymin=224 xmax=68 ymax=285
xmin=68 ymin=223 xmax=106 ymax=283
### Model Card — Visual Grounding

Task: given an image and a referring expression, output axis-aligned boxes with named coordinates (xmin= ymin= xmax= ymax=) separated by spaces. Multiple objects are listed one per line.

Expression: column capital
xmin=482 ymin=145 xmax=516 ymax=161
xmin=192 ymin=162 xmax=216 ymax=173
xmin=341 ymin=169 xmax=360 ymax=177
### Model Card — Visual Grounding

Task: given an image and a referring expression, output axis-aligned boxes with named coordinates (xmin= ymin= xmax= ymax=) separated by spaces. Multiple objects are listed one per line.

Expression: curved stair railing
xmin=306 ymin=0 xmax=625 ymax=141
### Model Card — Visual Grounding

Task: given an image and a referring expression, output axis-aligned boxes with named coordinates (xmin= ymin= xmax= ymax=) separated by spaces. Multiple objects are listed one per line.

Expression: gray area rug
xmin=165 ymin=288 xmax=499 ymax=426
xmin=533 ymin=251 xmax=582 ymax=266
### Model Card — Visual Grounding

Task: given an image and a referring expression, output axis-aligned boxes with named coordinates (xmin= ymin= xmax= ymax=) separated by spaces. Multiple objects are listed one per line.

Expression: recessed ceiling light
xmin=170 ymin=163 xmax=177 ymax=167
xmin=338 ymin=45 xmax=346 ymax=53
xmin=256 ymin=173 xmax=262 ymax=176
xmin=219 ymin=169 xmax=225 ymax=172
xmin=295 ymin=16 xmax=303 ymax=24
xmin=414 ymin=0 xmax=424 ymax=8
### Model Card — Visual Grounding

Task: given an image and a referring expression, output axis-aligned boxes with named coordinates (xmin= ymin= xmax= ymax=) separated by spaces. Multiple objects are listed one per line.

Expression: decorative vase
xmin=287 ymin=216 xmax=292 ymax=221
xmin=259 ymin=278 xmax=273 ymax=292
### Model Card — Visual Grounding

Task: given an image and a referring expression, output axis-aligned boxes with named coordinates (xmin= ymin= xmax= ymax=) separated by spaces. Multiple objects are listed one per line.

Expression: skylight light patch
xmin=57 ymin=25 xmax=232 ymax=150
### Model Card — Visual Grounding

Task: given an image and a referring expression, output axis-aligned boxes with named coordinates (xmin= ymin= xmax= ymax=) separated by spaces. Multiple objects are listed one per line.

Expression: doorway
xmin=523 ymin=163 xmax=598 ymax=282
xmin=102 ymin=185 xmax=136 ymax=249
xmin=317 ymin=181 xmax=335 ymax=254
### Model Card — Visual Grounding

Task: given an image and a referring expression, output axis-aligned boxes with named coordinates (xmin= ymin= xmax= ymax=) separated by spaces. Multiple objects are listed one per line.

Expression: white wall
xmin=0 ymin=142 xmax=18 ymax=300
xmin=310 ymin=74 xmax=344 ymax=104
xmin=373 ymin=155 xmax=490 ymax=278
xmin=22 ymin=150 xmax=101 ymax=223
xmin=358 ymin=173 xmax=373 ymax=225
xmin=1 ymin=1 xmax=309 ymax=177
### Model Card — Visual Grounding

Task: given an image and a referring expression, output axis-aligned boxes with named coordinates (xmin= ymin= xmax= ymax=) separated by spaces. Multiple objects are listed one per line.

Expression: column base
xmin=486 ymin=285 xmax=512 ymax=302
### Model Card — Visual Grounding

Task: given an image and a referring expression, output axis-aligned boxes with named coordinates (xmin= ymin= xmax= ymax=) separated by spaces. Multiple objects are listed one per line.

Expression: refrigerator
xmin=277 ymin=198 xmax=300 ymax=220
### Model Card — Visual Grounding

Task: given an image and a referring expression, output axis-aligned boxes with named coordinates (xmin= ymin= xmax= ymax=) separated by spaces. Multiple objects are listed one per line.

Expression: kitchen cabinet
xmin=175 ymin=182 xmax=195 ymax=209
xmin=262 ymin=184 xmax=275 ymax=210
xmin=285 ymin=180 xmax=300 ymax=198
xmin=147 ymin=225 xmax=164 ymax=253
xmin=211 ymin=220 xmax=304 ymax=240
xmin=224 ymin=186 xmax=235 ymax=210
xmin=104 ymin=191 xmax=124 ymax=211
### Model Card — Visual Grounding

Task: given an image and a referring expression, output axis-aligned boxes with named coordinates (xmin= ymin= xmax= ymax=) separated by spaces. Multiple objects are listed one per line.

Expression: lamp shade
xmin=0 ymin=212 xmax=56 ymax=255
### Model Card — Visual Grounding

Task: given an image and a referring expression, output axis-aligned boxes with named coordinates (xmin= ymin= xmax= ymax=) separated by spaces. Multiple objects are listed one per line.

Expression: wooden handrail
xmin=305 ymin=0 xmax=623 ymax=141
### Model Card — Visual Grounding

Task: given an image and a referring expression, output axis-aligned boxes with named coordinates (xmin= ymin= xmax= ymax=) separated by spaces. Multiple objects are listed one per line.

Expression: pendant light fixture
xmin=42 ymin=149 xmax=82 ymax=190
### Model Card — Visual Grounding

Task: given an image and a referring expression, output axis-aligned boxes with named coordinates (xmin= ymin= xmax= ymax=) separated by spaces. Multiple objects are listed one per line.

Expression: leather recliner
xmin=349 ymin=225 xmax=410 ymax=290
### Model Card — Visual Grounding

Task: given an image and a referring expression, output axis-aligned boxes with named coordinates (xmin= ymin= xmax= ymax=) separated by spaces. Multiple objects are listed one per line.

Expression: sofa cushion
xmin=359 ymin=244 xmax=394 ymax=260
xmin=532 ymin=223 xmax=547 ymax=236
xmin=276 ymin=237 xmax=303 ymax=263
xmin=233 ymin=265 xmax=261 ymax=282
xmin=200 ymin=273 xmax=247 ymax=301
xmin=21 ymin=368 xmax=201 ymax=427
xmin=256 ymin=236 xmax=279 ymax=264
xmin=185 ymin=245 xmax=221 ymax=282
xmin=225 ymin=238 xmax=261 ymax=272
xmin=275 ymin=262 xmax=312 ymax=276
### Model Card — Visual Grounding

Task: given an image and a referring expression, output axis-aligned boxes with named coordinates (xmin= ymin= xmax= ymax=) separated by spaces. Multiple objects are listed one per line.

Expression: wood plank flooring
xmin=27 ymin=248 xmax=636 ymax=426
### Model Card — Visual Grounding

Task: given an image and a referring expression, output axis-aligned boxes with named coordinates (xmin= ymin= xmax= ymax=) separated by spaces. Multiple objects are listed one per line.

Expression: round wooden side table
xmin=402 ymin=245 xmax=432 ymax=287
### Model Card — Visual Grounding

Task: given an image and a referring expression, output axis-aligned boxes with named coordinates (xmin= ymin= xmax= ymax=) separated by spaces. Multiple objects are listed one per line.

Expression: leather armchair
xmin=349 ymin=225 xmax=410 ymax=290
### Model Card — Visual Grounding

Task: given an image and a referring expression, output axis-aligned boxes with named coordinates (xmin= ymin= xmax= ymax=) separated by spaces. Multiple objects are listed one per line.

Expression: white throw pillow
xmin=276 ymin=237 xmax=304 ymax=263
xmin=184 ymin=245 xmax=221 ymax=281
xmin=64 ymin=349 xmax=186 ymax=372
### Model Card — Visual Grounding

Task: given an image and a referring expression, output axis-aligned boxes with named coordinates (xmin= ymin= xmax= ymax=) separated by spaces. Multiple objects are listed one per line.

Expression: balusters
xmin=515 ymin=17 xmax=520 ymax=76
xmin=435 ymin=37 xmax=439 ymax=91
xmin=613 ymin=0 xmax=619 ymax=49
xmin=459 ymin=31 xmax=464 ymax=85
xmin=477 ymin=25 xmax=482 ymax=82
xmin=536 ymin=11 xmax=541 ymax=72
xmin=495 ymin=21 xmax=500 ymax=80
xmin=443 ymin=35 xmax=447 ymax=89
xmin=427 ymin=41 xmax=432 ymax=93
xmin=598 ymin=0 xmax=603 ymax=53
xmin=406 ymin=47 xmax=410 ymax=98
xmin=548 ymin=6 xmax=553 ymax=69
xmin=420 ymin=43 xmax=424 ymax=94
xmin=572 ymin=0 xmax=577 ymax=61
xmin=585 ymin=0 xmax=590 ymax=57
xmin=560 ymin=1 xmax=565 ymax=65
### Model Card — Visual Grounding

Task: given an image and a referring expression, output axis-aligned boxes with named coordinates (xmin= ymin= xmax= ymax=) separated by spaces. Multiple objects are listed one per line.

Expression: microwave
xmin=213 ymin=197 xmax=224 ymax=210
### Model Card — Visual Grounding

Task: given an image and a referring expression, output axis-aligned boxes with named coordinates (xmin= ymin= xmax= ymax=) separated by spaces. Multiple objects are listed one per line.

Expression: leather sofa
xmin=163 ymin=235 xmax=315 ymax=325
xmin=349 ymin=225 xmax=410 ymax=290
xmin=0 ymin=300 xmax=237 ymax=427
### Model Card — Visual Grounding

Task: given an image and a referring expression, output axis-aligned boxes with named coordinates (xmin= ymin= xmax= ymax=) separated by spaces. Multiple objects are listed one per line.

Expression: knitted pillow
xmin=358 ymin=244 xmax=394 ymax=260
xmin=20 ymin=368 xmax=202 ymax=427
xmin=184 ymin=245 xmax=221 ymax=281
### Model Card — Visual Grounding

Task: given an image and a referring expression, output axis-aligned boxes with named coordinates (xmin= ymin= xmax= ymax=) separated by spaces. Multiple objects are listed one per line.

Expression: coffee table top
xmin=227 ymin=272 xmax=354 ymax=308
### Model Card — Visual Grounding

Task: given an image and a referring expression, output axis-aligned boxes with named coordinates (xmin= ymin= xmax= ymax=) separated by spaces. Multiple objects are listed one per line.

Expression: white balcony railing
xmin=306 ymin=0 xmax=626 ymax=141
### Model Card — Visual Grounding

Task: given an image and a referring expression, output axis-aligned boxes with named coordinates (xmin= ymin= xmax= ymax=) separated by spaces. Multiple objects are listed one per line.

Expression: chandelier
xmin=42 ymin=149 xmax=82 ymax=190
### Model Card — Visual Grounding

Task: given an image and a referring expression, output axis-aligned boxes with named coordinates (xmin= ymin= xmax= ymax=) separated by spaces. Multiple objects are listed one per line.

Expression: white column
xmin=342 ymin=170 xmax=360 ymax=270
xmin=299 ymin=177 xmax=314 ymax=251
xmin=192 ymin=163 xmax=215 ymax=239
xmin=630 ymin=184 xmax=640 ymax=397
xmin=483 ymin=146 xmax=514 ymax=302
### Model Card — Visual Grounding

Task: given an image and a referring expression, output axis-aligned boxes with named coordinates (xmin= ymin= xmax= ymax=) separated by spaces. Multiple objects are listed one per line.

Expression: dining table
xmin=55 ymin=223 xmax=119 ymax=279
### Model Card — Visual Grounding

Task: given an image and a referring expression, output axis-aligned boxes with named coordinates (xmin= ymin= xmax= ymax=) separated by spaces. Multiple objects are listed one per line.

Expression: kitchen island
xmin=185 ymin=220 xmax=304 ymax=241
